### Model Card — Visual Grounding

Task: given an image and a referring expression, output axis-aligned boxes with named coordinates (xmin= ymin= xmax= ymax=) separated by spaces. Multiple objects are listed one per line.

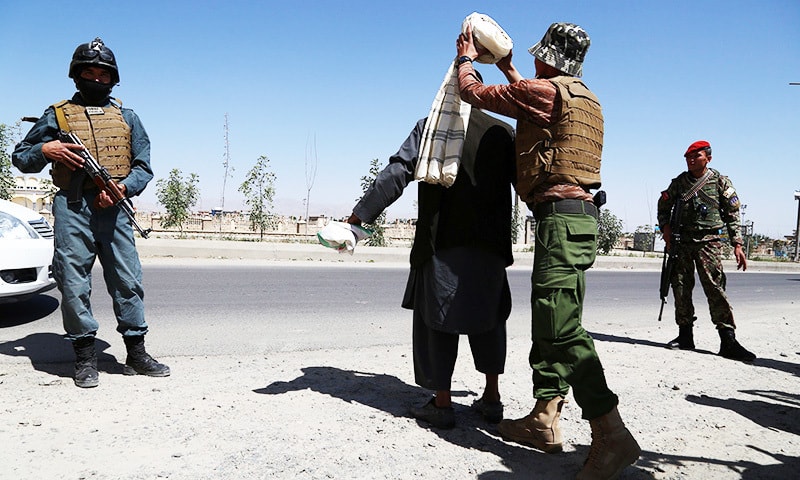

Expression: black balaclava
xmin=75 ymin=76 xmax=113 ymax=106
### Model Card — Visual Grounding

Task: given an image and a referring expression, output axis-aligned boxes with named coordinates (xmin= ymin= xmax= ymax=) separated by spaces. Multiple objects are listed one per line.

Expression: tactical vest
xmin=678 ymin=169 xmax=725 ymax=232
xmin=51 ymin=100 xmax=132 ymax=190
xmin=514 ymin=76 xmax=603 ymax=202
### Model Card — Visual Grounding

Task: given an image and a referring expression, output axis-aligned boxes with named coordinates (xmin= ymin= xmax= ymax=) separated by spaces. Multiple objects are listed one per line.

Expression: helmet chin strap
xmin=76 ymin=78 xmax=113 ymax=105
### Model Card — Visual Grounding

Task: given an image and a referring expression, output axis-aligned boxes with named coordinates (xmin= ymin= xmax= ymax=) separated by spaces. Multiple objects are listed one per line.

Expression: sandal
xmin=472 ymin=397 xmax=503 ymax=423
xmin=409 ymin=398 xmax=455 ymax=429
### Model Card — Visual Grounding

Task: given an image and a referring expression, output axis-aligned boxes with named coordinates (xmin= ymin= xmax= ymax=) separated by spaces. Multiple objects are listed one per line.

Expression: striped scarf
xmin=414 ymin=63 xmax=472 ymax=188
xmin=414 ymin=13 xmax=512 ymax=187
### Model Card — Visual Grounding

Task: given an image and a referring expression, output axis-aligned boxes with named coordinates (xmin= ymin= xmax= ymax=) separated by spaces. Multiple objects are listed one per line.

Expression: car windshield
xmin=0 ymin=212 xmax=38 ymax=240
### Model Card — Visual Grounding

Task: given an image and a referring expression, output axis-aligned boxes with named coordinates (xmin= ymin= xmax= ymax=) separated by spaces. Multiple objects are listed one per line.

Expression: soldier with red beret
xmin=657 ymin=140 xmax=756 ymax=363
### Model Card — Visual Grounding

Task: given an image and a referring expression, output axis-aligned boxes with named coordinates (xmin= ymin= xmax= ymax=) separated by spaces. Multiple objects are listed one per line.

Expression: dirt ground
xmin=1 ymin=249 xmax=798 ymax=479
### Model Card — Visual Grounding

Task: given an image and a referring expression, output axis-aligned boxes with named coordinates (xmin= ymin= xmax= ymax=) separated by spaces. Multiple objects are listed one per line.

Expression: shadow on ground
xmin=259 ymin=366 xmax=795 ymax=477
xmin=687 ymin=390 xmax=800 ymax=436
xmin=0 ymin=294 xmax=59 ymax=327
xmin=255 ymin=366 xmax=656 ymax=479
xmin=590 ymin=331 xmax=800 ymax=377
xmin=0 ymin=332 xmax=121 ymax=377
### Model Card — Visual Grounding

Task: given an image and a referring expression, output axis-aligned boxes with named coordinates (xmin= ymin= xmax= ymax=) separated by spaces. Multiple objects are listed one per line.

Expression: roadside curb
xmin=135 ymin=237 xmax=800 ymax=273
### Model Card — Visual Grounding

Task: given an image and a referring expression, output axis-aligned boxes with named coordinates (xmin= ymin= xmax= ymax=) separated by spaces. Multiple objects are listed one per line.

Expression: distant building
xmin=11 ymin=175 xmax=54 ymax=213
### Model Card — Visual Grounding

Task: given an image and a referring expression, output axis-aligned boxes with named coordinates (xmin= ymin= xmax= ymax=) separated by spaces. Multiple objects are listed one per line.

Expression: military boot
xmin=577 ymin=406 xmax=641 ymax=480
xmin=718 ymin=328 xmax=756 ymax=363
xmin=123 ymin=336 xmax=171 ymax=377
xmin=73 ymin=336 xmax=99 ymax=388
xmin=497 ymin=396 xmax=566 ymax=453
xmin=667 ymin=325 xmax=695 ymax=350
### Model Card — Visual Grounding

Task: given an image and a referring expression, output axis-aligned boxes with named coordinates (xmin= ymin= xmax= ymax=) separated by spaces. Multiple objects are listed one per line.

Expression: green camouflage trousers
xmin=671 ymin=240 xmax=736 ymax=330
xmin=529 ymin=212 xmax=618 ymax=420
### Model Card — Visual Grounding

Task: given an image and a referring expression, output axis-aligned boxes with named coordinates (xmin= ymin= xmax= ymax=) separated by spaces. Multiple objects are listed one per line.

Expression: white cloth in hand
xmin=317 ymin=221 xmax=373 ymax=254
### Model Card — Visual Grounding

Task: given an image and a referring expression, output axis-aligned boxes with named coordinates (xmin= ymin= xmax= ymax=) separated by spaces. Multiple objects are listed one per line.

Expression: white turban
xmin=462 ymin=12 xmax=513 ymax=64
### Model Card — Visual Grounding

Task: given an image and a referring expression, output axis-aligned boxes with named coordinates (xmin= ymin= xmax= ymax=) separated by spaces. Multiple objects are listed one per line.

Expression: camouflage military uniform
xmin=657 ymin=168 xmax=743 ymax=330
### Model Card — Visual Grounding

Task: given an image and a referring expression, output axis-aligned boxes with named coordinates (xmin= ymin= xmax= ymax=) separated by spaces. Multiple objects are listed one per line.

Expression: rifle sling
xmin=54 ymin=103 xmax=70 ymax=133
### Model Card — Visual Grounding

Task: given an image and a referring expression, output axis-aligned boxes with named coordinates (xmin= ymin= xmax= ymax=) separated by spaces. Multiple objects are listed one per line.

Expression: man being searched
xmin=13 ymin=38 xmax=169 ymax=388
xmin=657 ymin=140 xmax=755 ymax=363
xmin=343 ymin=13 xmax=517 ymax=429
xmin=345 ymin=107 xmax=515 ymax=429
xmin=456 ymin=21 xmax=640 ymax=479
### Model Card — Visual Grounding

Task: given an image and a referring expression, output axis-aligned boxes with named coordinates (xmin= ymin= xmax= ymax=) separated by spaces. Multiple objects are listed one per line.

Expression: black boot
xmin=718 ymin=328 xmax=756 ymax=362
xmin=123 ymin=336 xmax=171 ymax=377
xmin=667 ymin=325 xmax=695 ymax=350
xmin=73 ymin=336 xmax=99 ymax=388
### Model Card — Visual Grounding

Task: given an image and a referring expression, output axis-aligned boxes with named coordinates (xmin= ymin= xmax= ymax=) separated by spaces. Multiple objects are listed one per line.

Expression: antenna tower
xmin=221 ymin=113 xmax=231 ymax=211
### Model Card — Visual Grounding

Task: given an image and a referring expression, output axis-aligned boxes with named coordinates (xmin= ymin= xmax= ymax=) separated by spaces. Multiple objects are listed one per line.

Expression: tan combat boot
xmin=497 ymin=396 xmax=566 ymax=453
xmin=577 ymin=406 xmax=641 ymax=480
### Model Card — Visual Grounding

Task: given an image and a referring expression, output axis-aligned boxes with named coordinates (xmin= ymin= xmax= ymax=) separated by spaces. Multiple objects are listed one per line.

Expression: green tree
xmin=238 ymin=155 xmax=276 ymax=240
xmin=0 ymin=124 xmax=15 ymax=200
xmin=597 ymin=208 xmax=623 ymax=254
xmin=358 ymin=158 xmax=387 ymax=246
xmin=155 ymin=168 xmax=199 ymax=236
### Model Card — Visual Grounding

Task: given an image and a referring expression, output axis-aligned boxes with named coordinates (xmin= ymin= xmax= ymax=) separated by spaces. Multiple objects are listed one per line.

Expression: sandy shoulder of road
xmin=1 ymin=244 xmax=798 ymax=479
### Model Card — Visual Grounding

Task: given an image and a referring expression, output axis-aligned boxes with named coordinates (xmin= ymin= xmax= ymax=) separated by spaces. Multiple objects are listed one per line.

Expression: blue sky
xmin=2 ymin=0 xmax=798 ymax=238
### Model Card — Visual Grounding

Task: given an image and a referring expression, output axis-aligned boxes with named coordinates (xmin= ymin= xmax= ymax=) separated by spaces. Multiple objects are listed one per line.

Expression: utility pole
xmin=745 ymin=221 xmax=754 ymax=259
xmin=794 ymin=191 xmax=800 ymax=262
xmin=304 ymin=133 xmax=318 ymax=234
xmin=221 ymin=113 xmax=231 ymax=212
xmin=792 ymin=83 xmax=799 ymax=261
xmin=741 ymin=204 xmax=749 ymax=259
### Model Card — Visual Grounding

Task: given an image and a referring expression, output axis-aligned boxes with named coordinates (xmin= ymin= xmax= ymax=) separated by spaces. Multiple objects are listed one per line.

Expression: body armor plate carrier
xmin=51 ymin=100 xmax=132 ymax=190
xmin=514 ymin=77 xmax=603 ymax=202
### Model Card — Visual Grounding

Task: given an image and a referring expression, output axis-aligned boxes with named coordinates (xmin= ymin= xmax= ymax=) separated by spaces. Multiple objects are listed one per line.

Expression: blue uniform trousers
xmin=52 ymin=190 xmax=147 ymax=340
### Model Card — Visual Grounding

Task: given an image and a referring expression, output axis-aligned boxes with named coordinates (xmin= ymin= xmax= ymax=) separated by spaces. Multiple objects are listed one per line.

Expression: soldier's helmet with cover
xmin=528 ymin=22 xmax=590 ymax=77
xmin=69 ymin=37 xmax=119 ymax=84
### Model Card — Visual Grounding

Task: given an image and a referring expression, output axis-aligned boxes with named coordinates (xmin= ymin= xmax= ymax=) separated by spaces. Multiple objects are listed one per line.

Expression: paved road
xmin=2 ymin=261 xmax=797 ymax=362
xmin=1 ymin=242 xmax=798 ymax=480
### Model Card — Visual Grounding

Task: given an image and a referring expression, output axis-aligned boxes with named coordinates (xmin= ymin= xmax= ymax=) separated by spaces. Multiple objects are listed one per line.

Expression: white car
xmin=0 ymin=199 xmax=56 ymax=303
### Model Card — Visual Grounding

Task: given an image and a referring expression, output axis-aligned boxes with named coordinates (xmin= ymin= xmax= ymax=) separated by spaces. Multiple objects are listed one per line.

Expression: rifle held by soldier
xmin=58 ymin=130 xmax=152 ymax=238
xmin=658 ymin=198 xmax=683 ymax=321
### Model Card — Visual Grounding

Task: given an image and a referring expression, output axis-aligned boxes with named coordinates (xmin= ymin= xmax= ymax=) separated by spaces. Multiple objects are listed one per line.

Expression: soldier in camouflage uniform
xmin=657 ymin=140 xmax=756 ymax=363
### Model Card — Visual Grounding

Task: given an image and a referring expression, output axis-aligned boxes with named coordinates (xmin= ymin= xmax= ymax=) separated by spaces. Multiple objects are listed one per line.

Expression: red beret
xmin=684 ymin=140 xmax=710 ymax=156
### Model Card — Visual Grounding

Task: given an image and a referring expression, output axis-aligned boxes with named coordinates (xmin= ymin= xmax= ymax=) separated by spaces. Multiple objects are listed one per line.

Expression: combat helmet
xmin=528 ymin=23 xmax=590 ymax=77
xmin=68 ymin=37 xmax=119 ymax=84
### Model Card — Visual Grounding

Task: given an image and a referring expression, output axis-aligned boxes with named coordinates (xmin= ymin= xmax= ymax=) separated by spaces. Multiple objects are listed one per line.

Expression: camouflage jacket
xmin=657 ymin=168 xmax=743 ymax=245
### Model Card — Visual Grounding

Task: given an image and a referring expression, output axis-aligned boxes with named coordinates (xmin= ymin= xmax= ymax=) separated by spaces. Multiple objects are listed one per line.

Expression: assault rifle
xmin=58 ymin=130 xmax=152 ymax=238
xmin=658 ymin=198 xmax=683 ymax=321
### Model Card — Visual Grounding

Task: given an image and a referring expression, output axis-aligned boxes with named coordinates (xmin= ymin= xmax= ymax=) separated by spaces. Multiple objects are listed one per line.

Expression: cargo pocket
xmin=564 ymin=216 xmax=597 ymax=270
xmin=531 ymin=271 xmax=578 ymax=341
